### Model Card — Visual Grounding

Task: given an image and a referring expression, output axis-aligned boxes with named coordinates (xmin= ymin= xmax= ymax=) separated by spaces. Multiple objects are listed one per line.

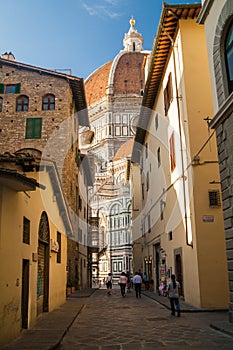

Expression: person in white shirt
xmin=133 ymin=272 xmax=142 ymax=298
xmin=167 ymin=274 xmax=181 ymax=316
xmin=119 ymin=272 xmax=127 ymax=297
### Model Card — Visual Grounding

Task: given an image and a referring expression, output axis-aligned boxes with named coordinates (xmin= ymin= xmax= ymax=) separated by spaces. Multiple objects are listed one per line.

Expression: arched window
xmin=42 ymin=94 xmax=55 ymax=110
xmin=225 ymin=20 xmax=233 ymax=94
xmin=0 ymin=97 xmax=2 ymax=112
xmin=16 ymin=95 xmax=29 ymax=112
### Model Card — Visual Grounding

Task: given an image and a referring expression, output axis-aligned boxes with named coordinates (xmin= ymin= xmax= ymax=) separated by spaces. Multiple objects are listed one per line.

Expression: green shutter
xmin=0 ymin=84 xmax=4 ymax=94
xmin=26 ymin=118 xmax=33 ymax=138
xmin=15 ymin=83 xmax=21 ymax=93
xmin=25 ymin=118 xmax=42 ymax=139
xmin=34 ymin=118 xmax=42 ymax=138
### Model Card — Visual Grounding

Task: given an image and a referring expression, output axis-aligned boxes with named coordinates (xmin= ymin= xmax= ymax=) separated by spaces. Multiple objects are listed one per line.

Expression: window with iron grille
xmin=23 ymin=216 xmax=30 ymax=244
xmin=208 ymin=190 xmax=221 ymax=207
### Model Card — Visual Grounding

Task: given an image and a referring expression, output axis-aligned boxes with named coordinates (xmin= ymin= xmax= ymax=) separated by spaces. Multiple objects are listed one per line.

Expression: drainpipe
xmin=163 ymin=27 xmax=193 ymax=248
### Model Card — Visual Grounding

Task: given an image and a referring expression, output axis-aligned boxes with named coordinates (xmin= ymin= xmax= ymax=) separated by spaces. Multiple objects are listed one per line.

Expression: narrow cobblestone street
xmin=57 ymin=289 xmax=233 ymax=350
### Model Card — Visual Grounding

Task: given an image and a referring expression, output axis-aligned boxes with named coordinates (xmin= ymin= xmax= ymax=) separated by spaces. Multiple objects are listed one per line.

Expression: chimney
xmin=1 ymin=52 xmax=15 ymax=61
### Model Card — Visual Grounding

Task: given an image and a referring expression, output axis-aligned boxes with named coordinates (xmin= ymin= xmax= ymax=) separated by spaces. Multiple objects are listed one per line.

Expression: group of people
xmin=106 ymin=271 xmax=181 ymax=317
xmin=106 ymin=271 xmax=143 ymax=298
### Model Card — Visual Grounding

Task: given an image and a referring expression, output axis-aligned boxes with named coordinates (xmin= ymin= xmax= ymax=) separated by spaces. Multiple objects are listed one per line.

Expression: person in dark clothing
xmin=133 ymin=271 xmax=142 ymax=298
xmin=167 ymin=274 xmax=181 ymax=316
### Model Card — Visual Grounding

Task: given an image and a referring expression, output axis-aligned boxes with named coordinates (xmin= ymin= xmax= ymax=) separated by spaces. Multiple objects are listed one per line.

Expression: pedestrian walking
xmin=133 ymin=271 xmax=142 ymax=298
xmin=119 ymin=272 xmax=127 ymax=297
xmin=126 ymin=271 xmax=131 ymax=293
xmin=167 ymin=274 xmax=181 ymax=317
xmin=106 ymin=272 xmax=113 ymax=295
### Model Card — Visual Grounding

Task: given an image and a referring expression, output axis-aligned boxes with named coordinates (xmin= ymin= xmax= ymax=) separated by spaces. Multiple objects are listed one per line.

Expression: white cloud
xmin=104 ymin=0 xmax=119 ymax=5
xmin=81 ymin=0 xmax=122 ymax=19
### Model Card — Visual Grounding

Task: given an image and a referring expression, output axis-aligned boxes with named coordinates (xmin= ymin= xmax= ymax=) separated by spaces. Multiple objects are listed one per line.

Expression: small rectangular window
xmin=168 ymin=231 xmax=173 ymax=241
xmin=146 ymin=171 xmax=149 ymax=191
xmin=78 ymin=195 xmax=82 ymax=211
xmin=142 ymin=183 xmax=144 ymax=200
xmin=160 ymin=200 xmax=164 ymax=220
xmin=6 ymin=84 xmax=16 ymax=93
xmin=209 ymin=190 xmax=221 ymax=207
xmin=146 ymin=143 xmax=148 ymax=158
xmin=164 ymin=73 xmax=173 ymax=115
xmin=23 ymin=216 xmax=30 ymax=244
xmin=5 ymin=83 xmax=21 ymax=94
xmin=148 ymin=214 xmax=151 ymax=233
xmin=25 ymin=118 xmax=42 ymax=139
xmin=115 ymin=114 xmax=120 ymax=123
xmin=169 ymin=132 xmax=176 ymax=172
xmin=157 ymin=147 xmax=161 ymax=167
xmin=78 ymin=228 xmax=83 ymax=244
xmin=57 ymin=232 xmax=61 ymax=263
xmin=122 ymin=126 xmax=128 ymax=136
xmin=155 ymin=113 xmax=158 ymax=130
xmin=115 ymin=126 xmax=121 ymax=136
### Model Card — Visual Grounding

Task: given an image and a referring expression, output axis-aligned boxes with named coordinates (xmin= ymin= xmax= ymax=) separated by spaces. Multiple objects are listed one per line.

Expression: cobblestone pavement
xmin=58 ymin=288 xmax=233 ymax=350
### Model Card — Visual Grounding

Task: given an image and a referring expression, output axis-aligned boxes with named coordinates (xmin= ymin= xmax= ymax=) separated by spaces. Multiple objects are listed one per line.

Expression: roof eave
xmin=132 ymin=2 xmax=201 ymax=161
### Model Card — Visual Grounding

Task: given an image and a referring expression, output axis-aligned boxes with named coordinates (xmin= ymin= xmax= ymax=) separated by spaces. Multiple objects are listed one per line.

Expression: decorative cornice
xmin=209 ymin=93 xmax=233 ymax=129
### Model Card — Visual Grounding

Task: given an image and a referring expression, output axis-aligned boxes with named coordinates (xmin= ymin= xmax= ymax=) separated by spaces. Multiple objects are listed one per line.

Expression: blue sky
xmin=1 ymin=0 xmax=200 ymax=80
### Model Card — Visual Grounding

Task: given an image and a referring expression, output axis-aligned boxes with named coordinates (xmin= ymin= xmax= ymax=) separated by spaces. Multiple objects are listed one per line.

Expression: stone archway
xmin=213 ymin=0 xmax=233 ymax=106
xmin=37 ymin=212 xmax=50 ymax=315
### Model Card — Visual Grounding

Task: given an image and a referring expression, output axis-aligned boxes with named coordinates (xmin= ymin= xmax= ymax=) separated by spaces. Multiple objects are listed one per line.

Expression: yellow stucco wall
xmin=133 ymin=17 xmax=229 ymax=308
xmin=0 ymin=168 xmax=68 ymax=347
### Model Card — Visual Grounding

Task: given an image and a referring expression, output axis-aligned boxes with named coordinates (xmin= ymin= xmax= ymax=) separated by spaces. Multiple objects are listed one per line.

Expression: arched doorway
xmin=37 ymin=212 xmax=50 ymax=315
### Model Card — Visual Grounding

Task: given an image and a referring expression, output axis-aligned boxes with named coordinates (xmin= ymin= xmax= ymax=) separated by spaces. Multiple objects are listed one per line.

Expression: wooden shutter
xmin=0 ymin=83 xmax=4 ymax=93
xmin=26 ymin=118 xmax=42 ymax=139
xmin=34 ymin=118 xmax=42 ymax=138
xmin=15 ymin=83 xmax=21 ymax=93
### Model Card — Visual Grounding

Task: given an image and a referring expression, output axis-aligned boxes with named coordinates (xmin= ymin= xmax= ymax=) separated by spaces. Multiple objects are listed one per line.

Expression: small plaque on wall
xmin=202 ymin=215 xmax=214 ymax=223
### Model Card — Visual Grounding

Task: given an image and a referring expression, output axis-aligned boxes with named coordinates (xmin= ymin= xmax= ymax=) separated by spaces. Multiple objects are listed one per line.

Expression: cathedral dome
xmin=85 ymin=17 xmax=149 ymax=106
xmin=113 ymin=138 xmax=134 ymax=161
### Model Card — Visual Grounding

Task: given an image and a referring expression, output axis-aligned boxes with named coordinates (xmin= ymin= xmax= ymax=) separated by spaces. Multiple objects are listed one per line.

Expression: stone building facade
xmin=0 ymin=54 xmax=90 ymax=344
xmin=198 ymin=0 xmax=233 ymax=321
xmin=0 ymin=56 xmax=88 ymax=213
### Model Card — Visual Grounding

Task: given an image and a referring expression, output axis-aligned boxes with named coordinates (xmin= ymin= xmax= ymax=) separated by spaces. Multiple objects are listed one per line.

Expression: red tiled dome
xmin=85 ymin=51 xmax=148 ymax=106
xmin=85 ymin=61 xmax=113 ymax=106
xmin=113 ymin=138 xmax=134 ymax=161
